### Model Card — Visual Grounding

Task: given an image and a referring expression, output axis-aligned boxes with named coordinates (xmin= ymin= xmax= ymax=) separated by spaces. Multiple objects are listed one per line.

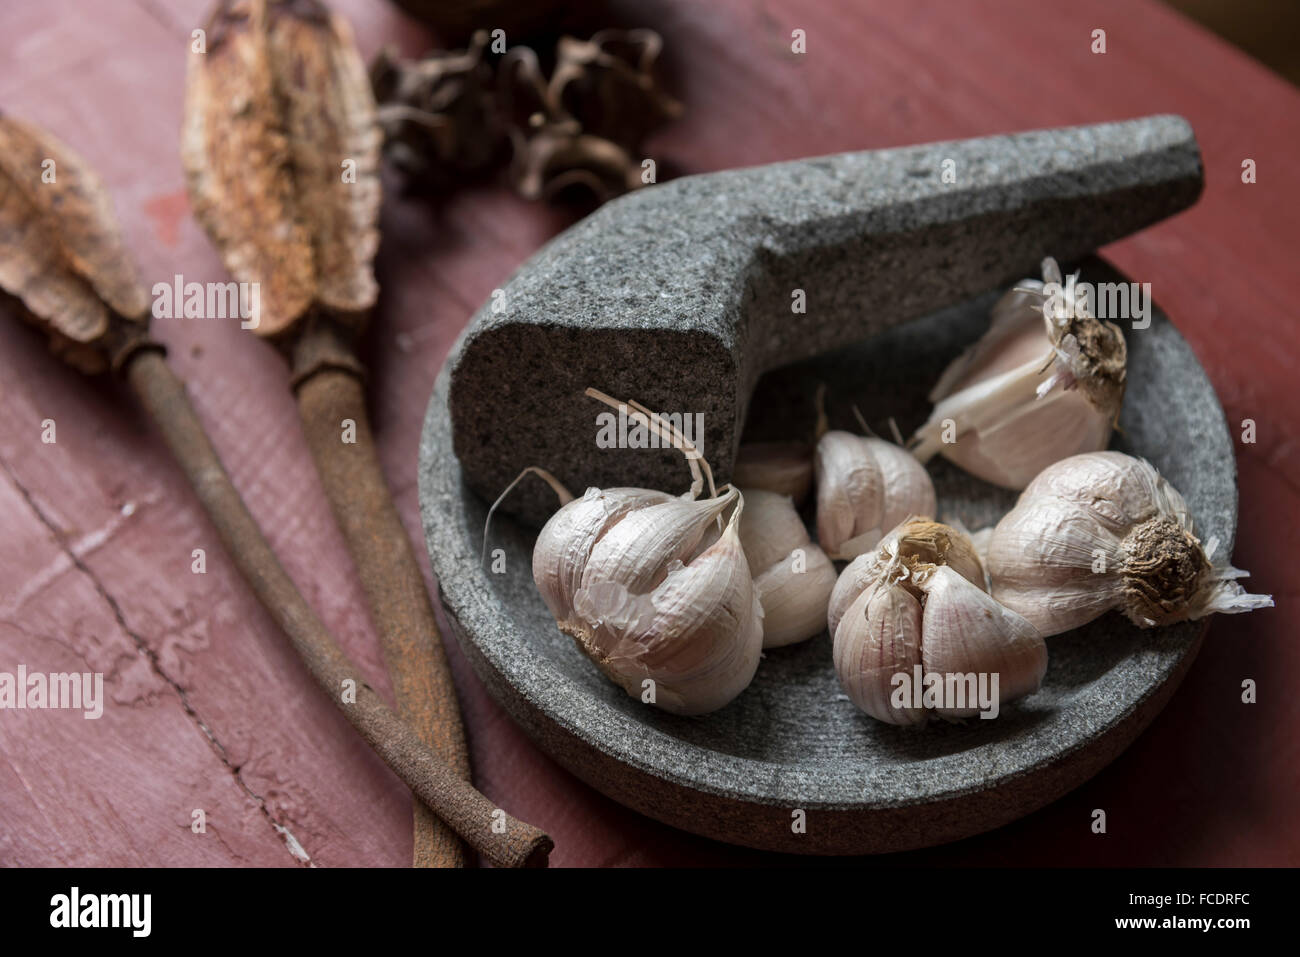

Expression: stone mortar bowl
xmin=419 ymin=257 xmax=1236 ymax=855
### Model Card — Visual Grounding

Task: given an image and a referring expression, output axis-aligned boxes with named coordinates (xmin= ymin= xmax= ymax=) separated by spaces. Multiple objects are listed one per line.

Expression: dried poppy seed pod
xmin=737 ymin=489 xmax=836 ymax=648
xmin=910 ymin=258 xmax=1127 ymax=489
xmin=815 ymin=431 xmax=936 ymax=560
xmin=830 ymin=519 xmax=1046 ymax=726
xmin=0 ymin=114 xmax=149 ymax=373
xmin=371 ymin=31 xmax=507 ymax=189
xmin=182 ymin=0 xmax=381 ymax=338
xmin=548 ymin=29 xmax=683 ymax=152
xmin=497 ymin=28 xmax=680 ymax=204
xmin=536 ymin=487 xmax=764 ymax=715
xmin=987 ymin=451 xmax=1273 ymax=636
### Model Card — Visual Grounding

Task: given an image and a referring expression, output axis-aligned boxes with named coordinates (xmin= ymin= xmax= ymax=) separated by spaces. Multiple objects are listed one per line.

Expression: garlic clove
xmin=753 ymin=544 xmax=838 ymax=647
xmin=830 ymin=518 xmax=1042 ymax=724
xmin=828 ymin=551 xmax=878 ymax=639
xmin=832 ymin=582 xmax=927 ymax=726
xmin=816 ymin=431 xmax=882 ymax=555
xmin=928 ymin=384 xmax=1114 ymax=490
xmin=737 ymin=488 xmax=835 ymax=647
xmin=571 ymin=499 xmax=763 ymax=715
xmin=987 ymin=452 xmax=1273 ymax=636
xmin=917 ymin=564 xmax=1047 ymax=718
xmin=986 ymin=495 xmax=1125 ymax=635
xmin=732 ymin=441 xmax=814 ymax=505
xmin=579 ymin=490 xmax=736 ymax=596
xmin=532 ymin=486 xmax=672 ymax=624
xmin=910 ymin=258 xmax=1127 ymax=490
xmin=737 ymin=489 xmax=809 ymax=575
xmin=927 ymin=282 xmax=1054 ymax=401
xmin=815 ymin=431 xmax=936 ymax=560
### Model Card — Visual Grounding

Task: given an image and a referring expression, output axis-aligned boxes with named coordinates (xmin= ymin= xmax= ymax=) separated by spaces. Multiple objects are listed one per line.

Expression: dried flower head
xmin=497 ymin=30 xmax=679 ymax=205
xmin=182 ymin=0 xmax=382 ymax=339
xmin=496 ymin=45 xmax=629 ymax=203
xmin=549 ymin=29 xmax=683 ymax=151
xmin=371 ymin=30 xmax=507 ymax=190
xmin=0 ymin=113 xmax=149 ymax=374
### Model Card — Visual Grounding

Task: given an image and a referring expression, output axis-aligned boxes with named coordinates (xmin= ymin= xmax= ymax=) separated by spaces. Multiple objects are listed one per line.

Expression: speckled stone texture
xmin=447 ymin=115 xmax=1203 ymax=526
xmin=420 ymin=256 xmax=1237 ymax=855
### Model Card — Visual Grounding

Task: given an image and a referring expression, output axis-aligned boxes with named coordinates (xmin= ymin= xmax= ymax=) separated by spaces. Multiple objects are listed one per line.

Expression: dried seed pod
xmin=987 ymin=451 xmax=1273 ymax=636
xmin=548 ymin=29 xmax=682 ymax=151
xmin=497 ymin=30 xmax=678 ymax=205
xmin=182 ymin=0 xmax=381 ymax=337
xmin=737 ymin=489 xmax=836 ymax=647
xmin=0 ymin=113 xmax=149 ymax=373
xmin=732 ymin=441 xmax=814 ymax=505
xmin=910 ymin=258 xmax=1127 ymax=489
xmin=830 ymin=518 xmax=1046 ymax=726
xmin=815 ymin=430 xmax=937 ymax=560
xmin=371 ymin=31 xmax=506 ymax=189
xmin=497 ymin=45 xmax=634 ymax=203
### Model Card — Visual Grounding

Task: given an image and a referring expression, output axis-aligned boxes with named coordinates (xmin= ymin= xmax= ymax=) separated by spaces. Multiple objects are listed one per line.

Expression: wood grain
xmin=0 ymin=0 xmax=1295 ymax=866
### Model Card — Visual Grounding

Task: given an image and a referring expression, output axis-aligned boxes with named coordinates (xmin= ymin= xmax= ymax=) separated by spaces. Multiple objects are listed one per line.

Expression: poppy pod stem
xmin=124 ymin=344 xmax=552 ymax=868
xmin=290 ymin=313 xmax=474 ymax=868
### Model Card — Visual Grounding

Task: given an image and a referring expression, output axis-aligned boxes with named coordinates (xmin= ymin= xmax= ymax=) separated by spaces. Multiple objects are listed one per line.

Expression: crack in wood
xmin=0 ymin=453 xmax=314 ymax=867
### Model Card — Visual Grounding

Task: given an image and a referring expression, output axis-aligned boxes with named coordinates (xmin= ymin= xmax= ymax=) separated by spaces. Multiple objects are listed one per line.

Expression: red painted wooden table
xmin=1 ymin=0 xmax=1296 ymax=867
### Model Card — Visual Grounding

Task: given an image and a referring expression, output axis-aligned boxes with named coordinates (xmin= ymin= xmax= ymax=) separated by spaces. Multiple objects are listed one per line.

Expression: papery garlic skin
xmin=532 ymin=486 xmax=672 ymax=627
xmin=737 ymin=489 xmax=836 ymax=647
xmin=910 ymin=258 xmax=1127 ymax=490
xmin=732 ymin=442 xmax=814 ymax=505
xmin=827 ymin=518 xmax=983 ymax=639
xmin=916 ymin=566 xmax=1046 ymax=718
xmin=534 ymin=488 xmax=763 ymax=715
xmin=833 ymin=582 xmax=926 ymax=726
xmin=987 ymin=451 xmax=1274 ymax=636
xmin=830 ymin=518 xmax=1046 ymax=725
xmin=815 ymin=431 xmax=936 ymax=560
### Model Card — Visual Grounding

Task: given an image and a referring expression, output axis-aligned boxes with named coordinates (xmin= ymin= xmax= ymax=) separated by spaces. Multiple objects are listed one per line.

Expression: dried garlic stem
xmin=127 ymin=348 xmax=552 ymax=867
xmin=483 ymin=466 xmax=574 ymax=565
xmin=584 ymin=387 xmax=716 ymax=498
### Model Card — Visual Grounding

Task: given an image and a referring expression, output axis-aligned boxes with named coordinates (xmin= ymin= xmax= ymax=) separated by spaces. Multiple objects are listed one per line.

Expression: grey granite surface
xmin=446 ymin=115 xmax=1203 ymax=525
xmin=420 ymin=255 xmax=1238 ymax=854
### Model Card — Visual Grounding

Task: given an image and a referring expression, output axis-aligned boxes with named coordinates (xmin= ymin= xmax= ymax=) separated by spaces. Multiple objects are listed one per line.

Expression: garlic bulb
xmin=815 ymin=431 xmax=936 ymax=560
xmin=737 ymin=489 xmax=836 ymax=647
xmin=732 ymin=441 xmax=814 ymax=505
xmin=909 ymin=258 xmax=1127 ymax=490
xmin=528 ymin=390 xmax=764 ymax=716
xmin=987 ymin=451 xmax=1273 ymax=636
xmin=830 ymin=519 xmax=1046 ymax=725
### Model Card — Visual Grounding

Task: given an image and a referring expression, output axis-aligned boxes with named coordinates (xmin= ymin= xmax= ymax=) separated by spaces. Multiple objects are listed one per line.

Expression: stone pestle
xmin=445 ymin=115 xmax=1203 ymax=525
